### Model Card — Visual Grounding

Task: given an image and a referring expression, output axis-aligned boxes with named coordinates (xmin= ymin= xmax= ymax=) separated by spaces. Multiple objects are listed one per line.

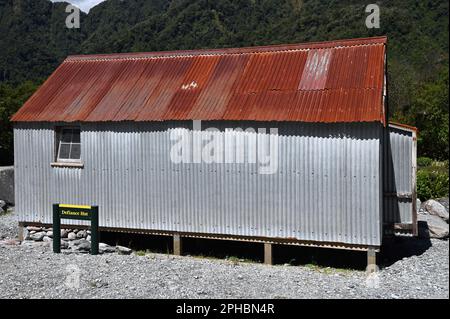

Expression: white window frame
xmin=55 ymin=126 xmax=82 ymax=163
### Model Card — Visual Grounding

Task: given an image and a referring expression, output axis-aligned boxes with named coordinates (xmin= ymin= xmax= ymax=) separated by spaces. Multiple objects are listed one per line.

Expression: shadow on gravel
xmin=98 ymin=228 xmax=435 ymax=271
xmin=100 ymin=231 xmax=173 ymax=254
xmin=98 ymin=231 xmax=369 ymax=270
xmin=274 ymin=245 xmax=367 ymax=270
xmin=379 ymin=224 xmax=433 ymax=268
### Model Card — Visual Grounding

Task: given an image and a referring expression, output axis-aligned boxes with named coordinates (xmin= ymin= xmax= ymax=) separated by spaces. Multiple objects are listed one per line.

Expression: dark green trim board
xmin=52 ymin=204 xmax=61 ymax=254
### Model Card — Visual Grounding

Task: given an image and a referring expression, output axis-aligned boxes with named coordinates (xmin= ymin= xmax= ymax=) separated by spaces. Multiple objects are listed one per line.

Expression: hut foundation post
xmin=18 ymin=224 xmax=25 ymax=241
xmin=264 ymin=243 xmax=273 ymax=265
xmin=367 ymin=247 xmax=377 ymax=271
xmin=173 ymin=234 xmax=183 ymax=256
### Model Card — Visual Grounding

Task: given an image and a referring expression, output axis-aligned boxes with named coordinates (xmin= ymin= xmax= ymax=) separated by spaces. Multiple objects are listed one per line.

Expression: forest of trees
xmin=0 ymin=0 xmax=448 ymax=169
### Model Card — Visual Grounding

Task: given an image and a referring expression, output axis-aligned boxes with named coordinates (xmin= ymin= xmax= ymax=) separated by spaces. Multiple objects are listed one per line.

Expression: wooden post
xmin=367 ymin=247 xmax=377 ymax=272
xmin=18 ymin=224 xmax=25 ymax=241
xmin=53 ymin=204 xmax=61 ymax=253
xmin=411 ymin=130 xmax=418 ymax=236
xmin=264 ymin=243 xmax=273 ymax=265
xmin=90 ymin=206 xmax=99 ymax=255
xmin=173 ymin=234 xmax=183 ymax=256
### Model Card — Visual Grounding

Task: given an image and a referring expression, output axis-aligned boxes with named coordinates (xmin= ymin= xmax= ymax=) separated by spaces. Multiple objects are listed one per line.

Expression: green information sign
xmin=53 ymin=204 xmax=99 ymax=255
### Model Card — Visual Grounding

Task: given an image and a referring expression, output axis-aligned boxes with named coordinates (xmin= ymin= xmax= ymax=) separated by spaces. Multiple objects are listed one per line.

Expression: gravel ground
xmin=0 ymin=209 xmax=448 ymax=299
xmin=0 ymin=208 xmax=17 ymax=240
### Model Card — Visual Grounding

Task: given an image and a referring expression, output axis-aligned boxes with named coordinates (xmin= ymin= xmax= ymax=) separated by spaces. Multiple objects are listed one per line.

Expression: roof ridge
xmin=65 ymin=36 xmax=387 ymax=62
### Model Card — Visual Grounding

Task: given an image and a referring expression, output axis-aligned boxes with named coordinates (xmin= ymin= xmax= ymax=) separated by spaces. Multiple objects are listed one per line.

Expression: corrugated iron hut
xmin=11 ymin=36 xmax=417 ymax=266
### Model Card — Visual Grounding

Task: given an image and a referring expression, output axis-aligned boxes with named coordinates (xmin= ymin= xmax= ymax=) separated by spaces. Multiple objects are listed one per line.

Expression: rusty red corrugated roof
xmin=11 ymin=36 xmax=387 ymax=123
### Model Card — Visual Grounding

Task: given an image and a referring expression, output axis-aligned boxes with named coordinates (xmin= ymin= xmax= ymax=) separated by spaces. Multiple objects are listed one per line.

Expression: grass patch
xmin=225 ymin=255 xmax=257 ymax=264
xmin=304 ymin=263 xmax=353 ymax=274
xmin=135 ymin=250 xmax=147 ymax=256
xmin=0 ymin=207 xmax=13 ymax=216
xmin=226 ymin=256 xmax=240 ymax=265
xmin=302 ymin=258 xmax=354 ymax=274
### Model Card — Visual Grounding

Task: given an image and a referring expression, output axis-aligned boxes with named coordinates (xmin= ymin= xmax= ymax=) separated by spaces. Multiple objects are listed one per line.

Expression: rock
xmin=20 ymin=240 xmax=49 ymax=248
xmin=76 ymin=240 xmax=91 ymax=252
xmin=418 ymin=213 xmax=449 ymax=239
xmin=86 ymin=235 xmax=91 ymax=241
xmin=60 ymin=229 xmax=68 ymax=238
xmin=76 ymin=230 xmax=87 ymax=238
xmin=95 ymin=280 xmax=108 ymax=288
xmin=26 ymin=226 xmax=42 ymax=232
xmin=60 ymin=240 xmax=69 ymax=249
xmin=0 ymin=207 xmax=4 ymax=214
xmin=20 ymin=227 xmax=30 ymax=240
xmin=0 ymin=199 xmax=6 ymax=209
xmin=416 ymin=199 xmax=422 ymax=213
xmin=46 ymin=231 xmax=53 ymax=238
xmin=116 ymin=245 xmax=132 ymax=255
xmin=0 ymin=239 xmax=21 ymax=247
xmin=436 ymin=197 xmax=449 ymax=213
xmin=423 ymin=200 xmax=449 ymax=222
xmin=67 ymin=232 xmax=76 ymax=240
xmin=106 ymin=247 xmax=117 ymax=253
xmin=30 ymin=231 xmax=45 ymax=241
xmin=21 ymin=239 xmax=38 ymax=247
xmin=99 ymin=244 xmax=116 ymax=254
xmin=71 ymin=239 xmax=83 ymax=246
xmin=29 ymin=230 xmax=36 ymax=234
xmin=0 ymin=166 xmax=14 ymax=205
xmin=43 ymin=236 xmax=52 ymax=242
xmin=20 ymin=240 xmax=35 ymax=246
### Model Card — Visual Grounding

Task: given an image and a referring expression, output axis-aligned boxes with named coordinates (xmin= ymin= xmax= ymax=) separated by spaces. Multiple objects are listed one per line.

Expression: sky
xmin=51 ymin=0 xmax=107 ymax=13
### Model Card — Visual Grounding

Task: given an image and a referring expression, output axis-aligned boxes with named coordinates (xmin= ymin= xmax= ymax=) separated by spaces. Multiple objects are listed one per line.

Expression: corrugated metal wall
xmin=383 ymin=125 xmax=415 ymax=227
xmin=14 ymin=121 xmax=383 ymax=246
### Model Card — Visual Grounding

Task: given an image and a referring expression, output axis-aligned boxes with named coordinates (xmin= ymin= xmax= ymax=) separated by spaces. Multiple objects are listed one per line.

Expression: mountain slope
xmin=0 ymin=0 xmax=87 ymax=82
xmin=1 ymin=0 xmax=447 ymax=89
xmin=81 ymin=0 xmax=169 ymax=52
xmin=0 ymin=0 xmax=448 ymax=163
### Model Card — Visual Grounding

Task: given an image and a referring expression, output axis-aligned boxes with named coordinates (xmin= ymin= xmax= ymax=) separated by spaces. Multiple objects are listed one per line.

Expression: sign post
xmin=53 ymin=204 xmax=61 ymax=253
xmin=53 ymin=203 xmax=99 ymax=255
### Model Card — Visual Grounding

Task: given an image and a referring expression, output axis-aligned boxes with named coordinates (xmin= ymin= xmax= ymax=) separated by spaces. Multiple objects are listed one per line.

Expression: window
xmin=56 ymin=127 xmax=81 ymax=163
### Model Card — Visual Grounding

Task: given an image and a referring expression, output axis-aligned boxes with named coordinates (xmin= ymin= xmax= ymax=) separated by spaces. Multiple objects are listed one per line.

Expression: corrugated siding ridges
xmin=14 ymin=122 xmax=383 ymax=246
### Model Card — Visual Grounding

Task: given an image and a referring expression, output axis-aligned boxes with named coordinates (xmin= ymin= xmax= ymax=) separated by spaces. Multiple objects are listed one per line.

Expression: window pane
xmin=58 ymin=143 xmax=71 ymax=159
xmin=70 ymin=143 xmax=81 ymax=160
xmin=56 ymin=127 xmax=81 ymax=162
xmin=72 ymin=129 xmax=81 ymax=143
xmin=61 ymin=129 xmax=73 ymax=143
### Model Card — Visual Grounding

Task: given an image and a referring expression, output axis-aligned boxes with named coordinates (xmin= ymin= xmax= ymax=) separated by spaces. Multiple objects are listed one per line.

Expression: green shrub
xmin=417 ymin=162 xmax=449 ymax=200
xmin=417 ymin=157 xmax=433 ymax=167
xmin=0 ymin=81 xmax=40 ymax=165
